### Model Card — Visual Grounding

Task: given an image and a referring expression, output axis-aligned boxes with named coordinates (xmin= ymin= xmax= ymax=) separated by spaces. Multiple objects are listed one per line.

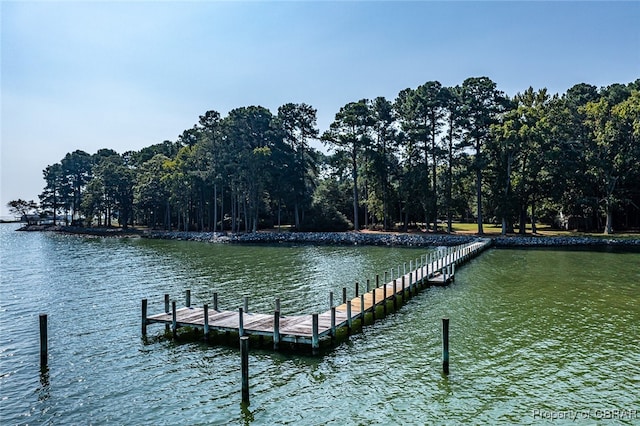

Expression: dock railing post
xmin=203 ymin=304 xmax=210 ymax=342
xmin=360 ymin=294 xmax=365 ymax=324
xmin=355 ymin=281 xmax=359 ymax=297
xmin=240 ymin=336 xmax=250 ymax=405
xmin=329 ymin=291 xmax=334 ymax=308
xmin=275 ymin=298 xmax=281 ymax=313
xmin=442 ymin=318 xmax=450 ymax=375
xmin=366 ymin=279 xmax=370 ymax=292
xmin=162 ymin=295 xmax=168 ymax=333
xmin=238 ymin=307 xmax=244 ymax=337
xmin=243 ymin=296 xmax=249 ymax=314
xmin=39 ymin=313 xmax=48 ymax=371
xmin=213 ymin=292 xmax=218 ymax=311
xmin=402 ymin=276 xmax=406 ymax=300
xmin=346 ymin=301 xmax=352 ymax=334
xmin=331 ymin=307 xmax=336 ymax=337
xmin=372 ymin=286 xmax=376 ymax=321
xmin=342 ymin=287 xmax=347 ymax=304
xmin=382 ymin=282 xmax=387 ymax=315
xmin=142 ymin=299 xmax=148 ymax=336
xmin=273 ymin=310 xmax=280 ymax=350
xmin=172 ymin=300 xmax=177 ymax=339
xmin=393 ymin=279 xmax=397 ymax=310
xmin=312 ymin=314 xmax=319 ymax=354
xmin=186 ymin=290 xmax=191 ymax=308
xmin=376 ymin=274 xmax=380 ymax=288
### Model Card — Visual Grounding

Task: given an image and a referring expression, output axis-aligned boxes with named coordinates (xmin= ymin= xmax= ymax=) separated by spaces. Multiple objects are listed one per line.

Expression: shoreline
xmin=15 ymin=224 xmax=640 ymax=248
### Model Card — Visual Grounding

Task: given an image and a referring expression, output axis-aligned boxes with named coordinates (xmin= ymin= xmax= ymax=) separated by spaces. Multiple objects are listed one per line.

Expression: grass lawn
xmin=449 ymin=221 xmax=639 ymax=238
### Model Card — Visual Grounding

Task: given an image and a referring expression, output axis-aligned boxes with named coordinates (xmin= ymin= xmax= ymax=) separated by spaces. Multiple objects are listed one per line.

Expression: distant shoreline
xmin=15 ymin=224 xmax=640 ymax=248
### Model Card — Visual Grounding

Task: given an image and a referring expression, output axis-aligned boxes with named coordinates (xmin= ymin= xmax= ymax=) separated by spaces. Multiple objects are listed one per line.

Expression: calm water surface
xmin=1 ymin=224 xmax=639 ymax=425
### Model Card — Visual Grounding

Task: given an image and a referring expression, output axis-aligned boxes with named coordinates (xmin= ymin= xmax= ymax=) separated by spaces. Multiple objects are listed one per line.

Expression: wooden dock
xmin=142 ymin=238 xmax=492 ymax=352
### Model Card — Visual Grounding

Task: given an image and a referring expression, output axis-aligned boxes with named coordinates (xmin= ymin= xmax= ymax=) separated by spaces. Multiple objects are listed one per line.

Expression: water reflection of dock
xmin=142 ymin=238 xmax=492 ymax=353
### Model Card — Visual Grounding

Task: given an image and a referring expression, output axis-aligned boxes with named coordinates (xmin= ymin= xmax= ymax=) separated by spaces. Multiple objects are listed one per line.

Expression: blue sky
xmin=1 ymin=1 xmax=639 ymax=218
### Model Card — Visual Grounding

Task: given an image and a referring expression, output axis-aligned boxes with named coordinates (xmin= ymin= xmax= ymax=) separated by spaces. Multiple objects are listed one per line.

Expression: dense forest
xmin=17 ymin=77 xmax=640 ymax=234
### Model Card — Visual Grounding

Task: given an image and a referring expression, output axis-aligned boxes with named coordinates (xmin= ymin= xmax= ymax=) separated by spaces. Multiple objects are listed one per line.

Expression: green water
xmin=1 ymin=224 xmax=639 ymax=424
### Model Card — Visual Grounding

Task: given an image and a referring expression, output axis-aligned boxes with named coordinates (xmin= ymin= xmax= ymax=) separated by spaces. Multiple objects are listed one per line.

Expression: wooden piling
xmin=383 ymin=282 xmax=387 ymax=315
xmin=371 ymin=285 xmax=376 ymax=321
xmin=402 ymin=276 xmax=406 ymax=299
xmin=203 ymin=304 xmax=210 ymax=341
xmin=346 ymin=301 xmax=352 ymax=333
xmin=238 ymin=307 xmax=244 ymax=337
xmin=172 ymin=300 xmax=177 ymax=338
xmin=273 ymin=310 xmax=280 ymax=350
xmin=442 ymin=318 xmax=450 ymax=375
xmin=213 ymin=292 xmax=218 ymax=311
xmin=342 ymin=287 xmax=347 ymax=304
xmin=186 ymin=289 xmax=191 ymax=308
xmin=243 ymin=296 xmax=249 ymax=313
xmin=164 ymin=294 xmax=170 ymax=332
xmin=393 ymin=279 xmax=397 ymax=310
xmin=275 ymin=298 xmax=281 ymax=313
xmin=142 ymin=299 xmax=148 ymax=336
xmin=366 ymin=279 xmax=370 ymax=292
xmin=312 ymin=314 xmax=319 ymax=354
xmin=331 ymin=307 xmax=336 ymax=336
xmin=355 ymin=281 xmax=359 ymax=297
xmin=376 ymin=274 xmax=380 ymax=288
xmin=39 ymin=313 xmax=48 ymax=370
xmin=360 ymin=294 xmax=365 ymax=323
xmin=240 ymin=336 xmax=250 ymax=405
xmin=329 ymin=291 xmax=334 ymax=308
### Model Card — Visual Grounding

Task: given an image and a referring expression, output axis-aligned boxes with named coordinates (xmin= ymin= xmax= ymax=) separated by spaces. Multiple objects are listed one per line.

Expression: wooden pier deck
xmin=142 ymin=238 xmax=492 ymax=352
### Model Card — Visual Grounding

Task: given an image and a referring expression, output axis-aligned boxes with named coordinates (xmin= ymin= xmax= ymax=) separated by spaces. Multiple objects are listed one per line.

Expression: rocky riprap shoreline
xmin=17 ymin=225 xmax=640 ymax=248
xmin=143 ymin=230 xmax=640 ymax=248
xmin=142 ymin=230 xmax=477 ymax=246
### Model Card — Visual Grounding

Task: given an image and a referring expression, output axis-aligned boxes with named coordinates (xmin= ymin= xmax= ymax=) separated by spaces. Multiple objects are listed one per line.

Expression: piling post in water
xmin=384 ymin=271 xmax=388 ymax=284
xmin=141 ymin=299 xmax=148 ymax=336
xmin=243 ymin=296 xmax=249 ymax=314
xmin=382 ymin=282 xmax=387 ymax=315
xmin=273 ymin=310 xmax=280 ymax=350
xmin=342 ymin=287 xmax=347 ymax=304
xmin=164 ymin=294 xmax=170 ymax=332
xmin=393 ymin=279 xmax=398 ymax=310
xmin=172 ymin=300 xmax=177 ymax=339
xmin=402 ymin=276 xmax=406 ymax=299
xmin=213 ymin=292 xmax=218 ymax=311
xmin=442 ymin=318 xmax=450 ymax=375
xmin=366 ymin=279 xmax=370 ymax=292
xmin=186 ymin=290 xmax=191 ymax=308
xmin=355 ymin=281 xmax=359 ymax=297
xmin=240 ymin=336 xmax=250 ymax=405
xmin=331 ymin=307 xmax=336 ymax=337
xmin=346 ymin=301 xmax=352 ymax=334
xmin=39 ymin=313 xmax=48 ymax=371
xmin=376 ymin=274 xmax=380 ymax=288
xmin=329 ymin=291 xmax=334 ymax=308
xmin=275 ymin=298 xmax=281 ymax=313
xmin=371 ymin=286 xmax=376 ymax=321
xmin=360 ymin=294 xmax=365 ymax=324
xmin=238 ymin=307 xmax=244 ymax=337
xmin=312 ymin=314 xmax=319 ymax=354
xmin=203 ymin=304 xmax=210 ymax=342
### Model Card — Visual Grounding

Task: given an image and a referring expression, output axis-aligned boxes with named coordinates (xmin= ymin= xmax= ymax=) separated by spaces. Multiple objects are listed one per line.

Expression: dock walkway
xmin=142 ymin=238 xmax=492 ymax=352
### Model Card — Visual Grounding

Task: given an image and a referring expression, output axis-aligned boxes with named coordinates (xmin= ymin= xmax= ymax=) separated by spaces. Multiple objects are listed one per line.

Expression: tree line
xmin=14 ymin=76 xmax=640 ymax=235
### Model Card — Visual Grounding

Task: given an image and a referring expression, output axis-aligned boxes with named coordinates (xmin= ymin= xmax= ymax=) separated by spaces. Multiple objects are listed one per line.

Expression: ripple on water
xmin=1 ymin=226 xmax=639 ymax=424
